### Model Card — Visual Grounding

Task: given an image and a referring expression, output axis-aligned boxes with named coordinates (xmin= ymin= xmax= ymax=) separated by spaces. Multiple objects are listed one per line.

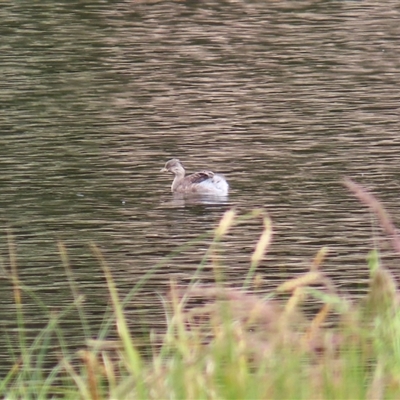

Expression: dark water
xmin=1 ymin=0 xmax=400 ymax=372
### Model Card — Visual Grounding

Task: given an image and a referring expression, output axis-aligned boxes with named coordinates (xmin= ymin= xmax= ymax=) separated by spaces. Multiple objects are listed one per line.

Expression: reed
xmin=2 ymin=179 xmax=400 ymax=399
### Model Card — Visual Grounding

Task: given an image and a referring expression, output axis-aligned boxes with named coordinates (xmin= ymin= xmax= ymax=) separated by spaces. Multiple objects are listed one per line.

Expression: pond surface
xmin=1 ymin=0 xmax=400 ymax=373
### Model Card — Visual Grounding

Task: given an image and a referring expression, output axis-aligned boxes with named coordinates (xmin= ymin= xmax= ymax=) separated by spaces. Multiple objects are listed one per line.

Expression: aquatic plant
xmin=2 ymin=180 xmax=400 ymax=399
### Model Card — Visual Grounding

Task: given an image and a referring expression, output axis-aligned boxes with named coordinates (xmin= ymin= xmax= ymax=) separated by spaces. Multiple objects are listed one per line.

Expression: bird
xmin=161 ymin=159 xmax=229 ymax=196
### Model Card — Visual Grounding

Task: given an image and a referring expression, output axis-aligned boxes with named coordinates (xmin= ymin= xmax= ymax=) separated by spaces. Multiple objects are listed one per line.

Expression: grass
xmin=2 ymin=179 xmax=400 ymax=399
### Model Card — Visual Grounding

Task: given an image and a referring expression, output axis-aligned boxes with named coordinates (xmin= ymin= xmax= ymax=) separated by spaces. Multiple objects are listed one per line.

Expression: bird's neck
xmin=171 ymin=171 xmax=185 ymax=191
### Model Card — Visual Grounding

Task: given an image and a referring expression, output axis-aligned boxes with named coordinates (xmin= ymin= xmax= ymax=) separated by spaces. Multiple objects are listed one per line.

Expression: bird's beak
xmin=160 ymin=167 xmax=168 ymax=173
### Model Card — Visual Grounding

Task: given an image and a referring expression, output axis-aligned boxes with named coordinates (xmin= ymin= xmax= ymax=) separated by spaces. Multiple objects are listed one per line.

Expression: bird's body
xmin=161 ymin=159 xmax=229 ymax=196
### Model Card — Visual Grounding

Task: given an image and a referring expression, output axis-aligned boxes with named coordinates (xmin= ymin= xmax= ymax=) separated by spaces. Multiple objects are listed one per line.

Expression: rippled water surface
xmin=1 ymin=0 xmax=400 ymax=371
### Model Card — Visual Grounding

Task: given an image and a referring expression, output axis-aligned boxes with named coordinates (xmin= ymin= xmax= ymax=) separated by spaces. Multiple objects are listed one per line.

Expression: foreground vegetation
xmin=2 ymin=179 xmax=400 ymax=399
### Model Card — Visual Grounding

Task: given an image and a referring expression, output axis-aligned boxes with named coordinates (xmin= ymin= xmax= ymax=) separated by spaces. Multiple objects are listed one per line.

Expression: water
xmin=1 ymin=0 xmax=400 ymax=373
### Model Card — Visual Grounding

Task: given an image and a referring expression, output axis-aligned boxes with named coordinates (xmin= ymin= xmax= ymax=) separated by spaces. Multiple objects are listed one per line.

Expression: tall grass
xmin=2 ymin=179 xmax=400 ymax=399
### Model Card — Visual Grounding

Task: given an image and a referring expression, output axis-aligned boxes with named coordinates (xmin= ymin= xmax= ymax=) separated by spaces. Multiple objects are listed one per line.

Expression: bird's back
xmin=178 ymin=171 xmax=228 ymax=196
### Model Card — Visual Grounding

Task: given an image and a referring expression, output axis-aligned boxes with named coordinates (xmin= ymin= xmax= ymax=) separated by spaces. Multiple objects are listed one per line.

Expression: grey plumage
xmin=161 ymin=159 xmax=229 ymax=196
